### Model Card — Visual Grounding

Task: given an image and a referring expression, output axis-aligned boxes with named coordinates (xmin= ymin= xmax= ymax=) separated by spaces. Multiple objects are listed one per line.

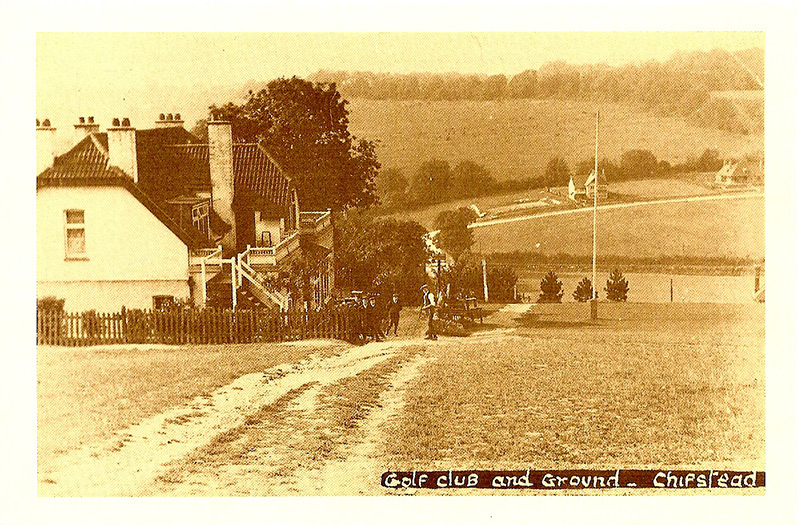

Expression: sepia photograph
xmin=32 ymin=30 xmax=770 ymax=497
xmin=1 ymin=3 xmax=795 ymax=521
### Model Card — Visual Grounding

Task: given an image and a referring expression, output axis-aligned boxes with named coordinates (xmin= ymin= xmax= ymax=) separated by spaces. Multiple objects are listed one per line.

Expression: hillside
xmin=347 ymin=98 xmax=763 ymax=181
xmin=472 ymin=195 xmax=764 ymax=260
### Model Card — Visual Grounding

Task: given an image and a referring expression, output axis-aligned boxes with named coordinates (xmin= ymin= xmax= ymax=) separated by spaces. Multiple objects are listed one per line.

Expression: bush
xmin=572 ymin=277 xmax=596 ymax=302
xmin=537 ymin=271 xmax=563 ymax=303
xmin=38 ymin=296 xmax=65 ymax=311
xmin=605 ymin=269 xmax=630 ymax=302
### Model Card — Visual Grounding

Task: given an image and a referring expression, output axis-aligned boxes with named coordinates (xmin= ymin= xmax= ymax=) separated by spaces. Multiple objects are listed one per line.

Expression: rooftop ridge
xmin=88 ymin=132 xmax=109 ymax=159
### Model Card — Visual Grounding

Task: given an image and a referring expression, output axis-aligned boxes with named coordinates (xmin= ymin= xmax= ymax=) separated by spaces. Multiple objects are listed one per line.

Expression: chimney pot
xmin=175 ymin=113 xmax=181 ymax=120
xmin=79 ymin=117 xmax=85 ymax=124
xmin=112 ymin=118 xmax=120 ymax=127
xmin=121 ymin=117 xmax=130 ymax=127
xmin=167 ymin=113 xmax=173 ymax=120
xmin=88 ymin=116 xmax=94 ymax=123
xmin=159 ymin=113 xmax=165 ymax=120
xmin=37 ymin=119 xmax=57 ymax=173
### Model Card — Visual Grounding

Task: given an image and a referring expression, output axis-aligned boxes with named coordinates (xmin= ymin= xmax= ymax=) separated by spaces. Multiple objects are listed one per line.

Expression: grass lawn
xmin=608 ymin=177 xmax=717 ymax=199
xmin=473 ymin=196 xmax=764 ymax=259
xmin=348 ymin=98 xmax=763 ymax=180
xmin=37 ymin=341 xmax=345 ymax=469
xmin=382 ymin=302 xmax=764 ymax=470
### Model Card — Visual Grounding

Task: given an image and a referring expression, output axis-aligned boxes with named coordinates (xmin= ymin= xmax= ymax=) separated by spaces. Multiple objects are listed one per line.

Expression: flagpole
xmin=591 ymin=110 xmax=599 ymax=321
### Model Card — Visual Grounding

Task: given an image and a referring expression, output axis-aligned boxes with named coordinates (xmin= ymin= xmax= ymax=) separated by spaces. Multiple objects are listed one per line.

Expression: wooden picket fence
xmin=36 ymin=307 xmax=363 ymax=347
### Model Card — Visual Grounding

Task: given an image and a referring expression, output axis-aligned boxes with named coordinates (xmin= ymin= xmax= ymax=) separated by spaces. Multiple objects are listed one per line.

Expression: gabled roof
xmin=38 ymin=134 xmax=114 ymax=180
xmin=37 ymin=125 xmax=294 ymax=246
xmin=37 ymin=169 xmax=213 ymax=250
xmin=233 ymin=143 xmax=292 ymax=208
xmin=584 ymin=169 xmax=608 ymax=187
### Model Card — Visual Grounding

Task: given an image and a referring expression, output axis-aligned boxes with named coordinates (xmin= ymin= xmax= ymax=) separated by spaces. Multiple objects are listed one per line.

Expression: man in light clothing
xmin=420 ymin=284 xmax=438 ymax=340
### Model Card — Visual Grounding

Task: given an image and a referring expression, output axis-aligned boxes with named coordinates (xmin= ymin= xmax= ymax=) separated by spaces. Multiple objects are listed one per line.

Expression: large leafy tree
xmin=209 ymin=77 xmax=380 ymax=211
xmin=435 ymin=207 xmax=478 ymax=260
xmin=544 ymin=156 xmax=572 ymax=187
xmin=408 ymin=159 xmax=453 ymax=205
xmin=335 ymin=212 xmax=430 ymax=303
xmin=376 ymin=167 xmax=409 ymax=208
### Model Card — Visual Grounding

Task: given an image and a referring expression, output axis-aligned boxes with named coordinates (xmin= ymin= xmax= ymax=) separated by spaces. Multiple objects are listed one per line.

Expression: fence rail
xmin=37 ymin=307 xmax=362 ymax=347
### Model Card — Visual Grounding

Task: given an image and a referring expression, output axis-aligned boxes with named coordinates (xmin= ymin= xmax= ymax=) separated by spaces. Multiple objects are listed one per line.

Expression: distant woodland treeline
xmin=307 ymin=48 xmax=764 ymax=135
xmin=378 ymin=147 xmax=741 ymax=211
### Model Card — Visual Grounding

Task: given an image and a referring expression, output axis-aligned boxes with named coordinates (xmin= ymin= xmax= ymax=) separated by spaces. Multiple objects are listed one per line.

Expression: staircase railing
xmin=241 ymin=233 xmax=300 ymax=267
xmin=235 ymin=257 xmax=289 ymax=310
xmin=192 ymin=245 xmax=223 ymax=307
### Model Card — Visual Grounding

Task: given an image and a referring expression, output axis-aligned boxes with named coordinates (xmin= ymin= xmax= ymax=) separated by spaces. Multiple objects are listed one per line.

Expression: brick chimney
xmin=208 ymin=115 xmax=236 ymax=253
xmin=74 ymin=116 xmax=100 ymax=143
xmin=107 ymin=117 xmax=138 ymax=182
xmin=155 ymin=112 xmax=185 ymax=128
xmin=36 ymin=118 xmax=56 ymax=175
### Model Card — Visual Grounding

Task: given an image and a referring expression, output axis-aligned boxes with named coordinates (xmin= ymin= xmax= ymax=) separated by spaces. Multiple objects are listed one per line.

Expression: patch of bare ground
xmin=151 ymin=342 xmax=430 ymax=496
xmin=39 ymin=340 xmax=407 ymax=496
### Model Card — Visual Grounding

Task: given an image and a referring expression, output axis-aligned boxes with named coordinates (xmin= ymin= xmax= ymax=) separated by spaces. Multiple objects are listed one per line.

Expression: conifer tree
xmin=605 ymin=269 xmax=630 ymax=302
xmin=573 ymin=277 xmax=596 ymax=302
xmin=537 ymin=271 xmax=564 ymax=303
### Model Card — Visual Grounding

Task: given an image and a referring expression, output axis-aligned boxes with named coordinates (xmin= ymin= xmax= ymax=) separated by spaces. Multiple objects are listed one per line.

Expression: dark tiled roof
xmin=37 ymin=170 xmax=212 ymax=250
xmin=136 ymin=128 xmax=210 ymax=201
xmin=38 ymin=134 xmax=114 ymax=180
xmin=37 ymin=127 xmax=293 ymax=248
xmin=233 ymin=143 xmax=292 ymax=207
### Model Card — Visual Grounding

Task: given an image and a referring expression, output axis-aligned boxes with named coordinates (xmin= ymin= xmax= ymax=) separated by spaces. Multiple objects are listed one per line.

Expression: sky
xmin=37 ymin=32 xmax=763 ymax=153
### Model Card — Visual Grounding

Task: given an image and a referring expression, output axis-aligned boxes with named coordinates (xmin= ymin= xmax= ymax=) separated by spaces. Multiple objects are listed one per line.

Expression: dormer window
xmin=64 ymin=210 xmax=87 ymax=259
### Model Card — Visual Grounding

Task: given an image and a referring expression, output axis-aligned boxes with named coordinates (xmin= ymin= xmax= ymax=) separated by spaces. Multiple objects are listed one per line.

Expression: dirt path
xmin=39 ymin=340 xmax=438 ymax=496
xmin=40 ymin=305 xmax=530 ymax=496
xmin=39 ymin=339 xmax=421 ymax=496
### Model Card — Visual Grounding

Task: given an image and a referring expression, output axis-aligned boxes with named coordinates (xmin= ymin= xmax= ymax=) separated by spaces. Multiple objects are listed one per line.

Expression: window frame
xmin=191 ymin=201 xmax=210 ymax=238
xmin=64 ymin=209 xmax=88 ymax=260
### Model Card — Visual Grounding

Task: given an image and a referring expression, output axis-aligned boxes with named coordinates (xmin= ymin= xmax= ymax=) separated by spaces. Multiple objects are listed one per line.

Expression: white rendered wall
xmin=37 ymin=186 xmax=190 ymax=311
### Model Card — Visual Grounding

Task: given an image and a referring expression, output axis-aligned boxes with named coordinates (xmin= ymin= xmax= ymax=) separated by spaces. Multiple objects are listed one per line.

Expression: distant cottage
xmin=37 ymin=114 xmax=334 ymax=312
xmin=568 ymin=169 xmax=607 ymax=202
xmin=715 ymin=160 xmax=764 ymax=187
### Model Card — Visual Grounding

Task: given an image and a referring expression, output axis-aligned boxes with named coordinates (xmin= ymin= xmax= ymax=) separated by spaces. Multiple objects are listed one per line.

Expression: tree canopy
xmin=435 ymin=207 xmax=478 ymax=260
xmin=544 ymin=157 xmax=572 ymax=187
xmin=209 ymin=77 xmax=380 ymax=211
xmin=335 ymin=212 xmax=430 ymax=303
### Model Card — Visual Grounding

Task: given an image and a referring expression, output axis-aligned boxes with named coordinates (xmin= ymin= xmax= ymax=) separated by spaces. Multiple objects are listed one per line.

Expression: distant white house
xmin=715 ymin=160 xmax=764 ymax=187
xmin=568 ymin=170 xmax=607 ymax=201
xmin=584 ymin=169 xmax=608 ymax=200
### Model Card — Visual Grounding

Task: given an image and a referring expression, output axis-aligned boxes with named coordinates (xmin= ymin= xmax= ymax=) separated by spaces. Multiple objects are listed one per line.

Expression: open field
xmin=38 ymin=302 xmax=763 ymax=495
xmin=347 ymin=98 xmax=764 ymax=179
xmin=37 ymin=341 xmax=347 ymax=472
xmin=383 ymin=303 xmax=764 ymax=474
xmin=384 ymin=175 xmax=728 ymax=231
xmin=387 ymin=187 xmax=557 ymax=230
xmin=473 ymin=195 xmax=764 ymax=259
xmin=608 ymin=177 xmax=717 ymax=199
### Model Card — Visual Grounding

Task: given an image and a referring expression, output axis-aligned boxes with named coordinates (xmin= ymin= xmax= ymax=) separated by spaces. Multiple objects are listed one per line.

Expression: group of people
xmin=355 ymin=293 xmax=404 ymax=342
xmin=351 ymin=283 xmax=440 ymax=343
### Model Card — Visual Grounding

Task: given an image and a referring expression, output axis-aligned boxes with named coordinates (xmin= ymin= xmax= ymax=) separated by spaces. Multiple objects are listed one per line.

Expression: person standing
xmin=420 ymin=284 xmax=438 ymax=340
xmin=387 ymin=293 xmax=402 ymax=336
xmin=367 ymin=296 xmax=384 ymax=342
